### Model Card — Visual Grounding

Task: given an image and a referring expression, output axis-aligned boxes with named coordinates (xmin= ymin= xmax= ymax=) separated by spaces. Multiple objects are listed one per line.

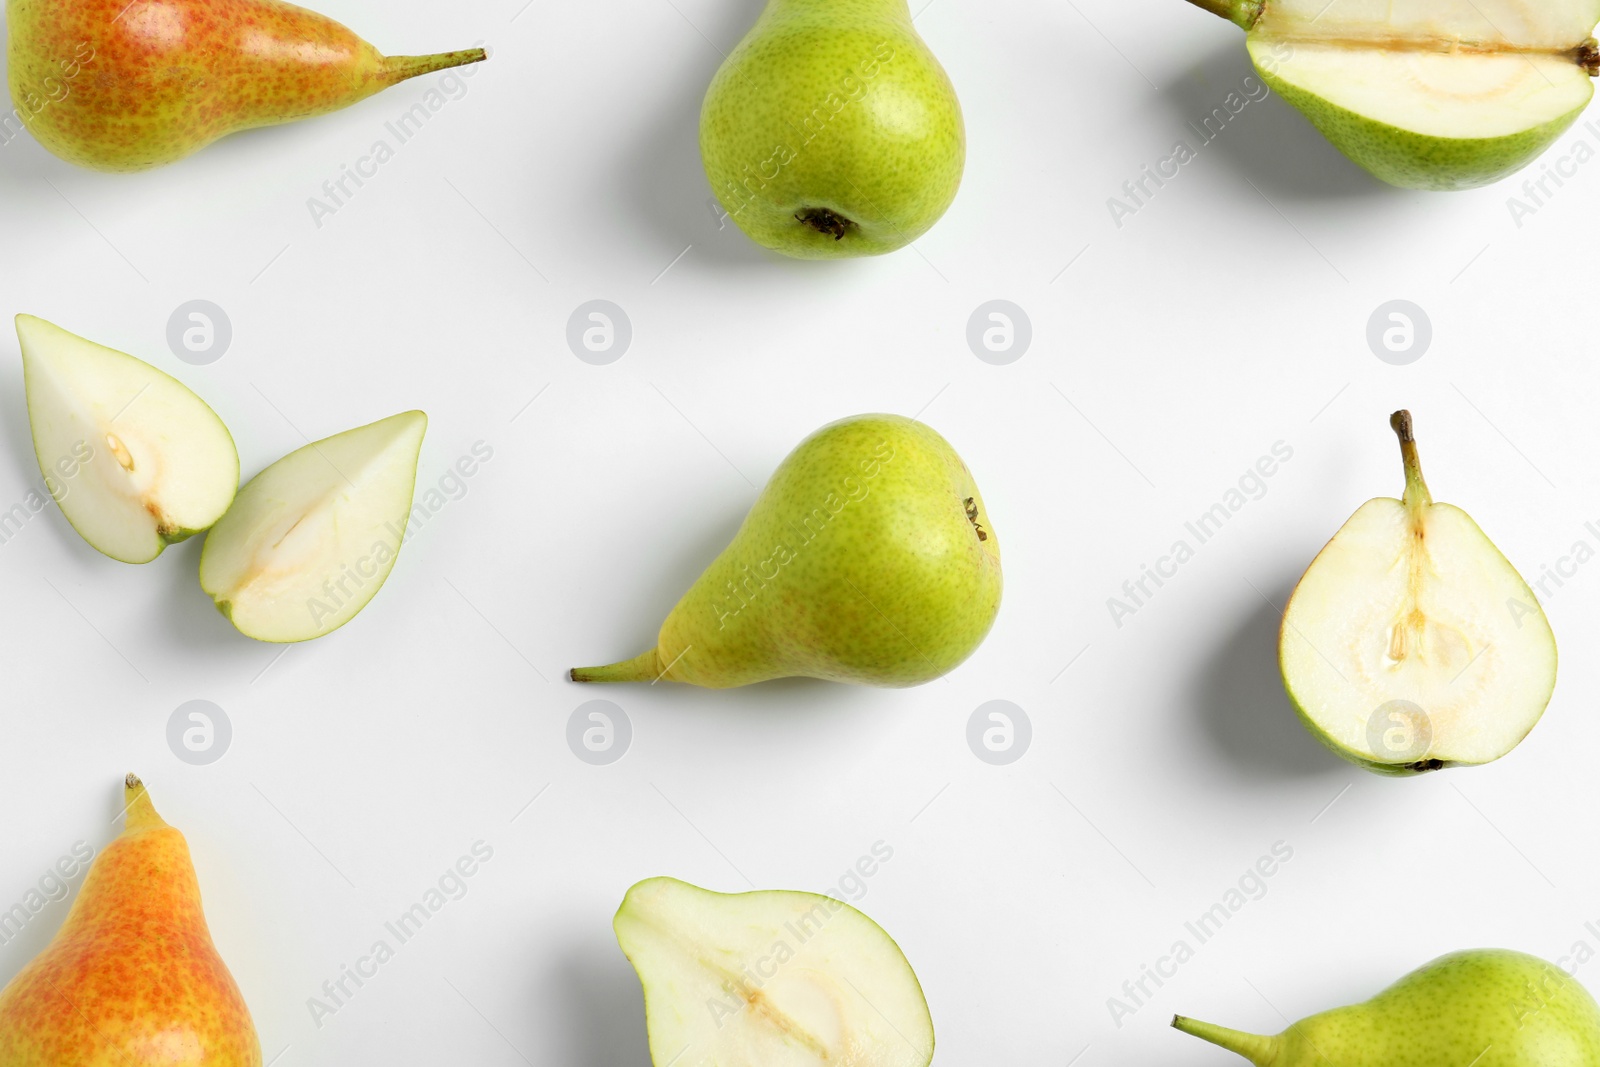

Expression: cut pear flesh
xmin=17 ymin=314 xmax=239 ymax=564
xmin=614 ymin=878 xmax=934 ymax=1067
xmin=1281 ymin=413 xmax=1556 ymax=771
xmin=1234 ymin=0 xmax=1600 ymax=188
xmin=1254 ymin=46 xmax=1592 ymax=139
xmin=199 ymin=411 xmax=426 ymax=643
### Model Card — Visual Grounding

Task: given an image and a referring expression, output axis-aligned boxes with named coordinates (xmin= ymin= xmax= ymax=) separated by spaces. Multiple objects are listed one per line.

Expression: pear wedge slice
xmin=199 ymin=411 xmax=426 ymax=642
xmin=16 ymin=314 xmax=239 ymax=564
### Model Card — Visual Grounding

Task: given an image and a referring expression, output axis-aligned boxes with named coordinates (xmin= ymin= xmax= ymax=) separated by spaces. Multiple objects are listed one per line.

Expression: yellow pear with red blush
xmin=0 ymin=775 xmax=260 ymax=1066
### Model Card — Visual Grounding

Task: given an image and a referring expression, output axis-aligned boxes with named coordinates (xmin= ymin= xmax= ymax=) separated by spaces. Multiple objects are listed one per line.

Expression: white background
xmin=1 ymin=0 xmax=1598 ymax=1063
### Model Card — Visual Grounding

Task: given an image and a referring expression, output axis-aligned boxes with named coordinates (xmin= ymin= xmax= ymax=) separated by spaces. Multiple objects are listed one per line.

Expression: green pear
xmin=700 ymin=0 xmax=965 ymax=258
xmin=199 ymin=411 xmax=427 ymax=643
xmin=614 ymin=877 xmax=934 ymax=1067
xmin=1185 ymin=0 xmax=1600 ymax=189
xmin=7 ymin=0 xmax=486 ymax=172
xmin=1174 ymin=949 xmax=1600 ymax=1066
xmin=17 ymin=314 xmax=239 ymax=564
xmin=1280 ymin=411 xmax=1556 ymax=774
xmin=570 ymin=414 xmax=1000 ymax=688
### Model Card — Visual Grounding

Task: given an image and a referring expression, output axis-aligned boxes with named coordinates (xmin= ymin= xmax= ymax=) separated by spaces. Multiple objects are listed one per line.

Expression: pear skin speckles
xmin=0 ymin=777 xmax=260 ymax=1066
xmin=700 ymin=0 xmax=964 ymax=258
xmin=6 ymin=0 xmax=485 ymax=171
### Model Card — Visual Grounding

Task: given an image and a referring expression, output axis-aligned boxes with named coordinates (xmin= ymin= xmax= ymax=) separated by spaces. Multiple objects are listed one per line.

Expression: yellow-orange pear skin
xmin=0 ymin=775 xmax=260 ymax=1066
xmin=6 ymin=0 xmax=487 ymax=171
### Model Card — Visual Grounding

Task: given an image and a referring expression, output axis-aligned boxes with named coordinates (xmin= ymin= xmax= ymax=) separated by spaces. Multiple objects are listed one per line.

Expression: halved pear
xmin=16 ymin=314 xmax=239 ymax=563
xmin=199 ymin=411 xmax=426 ymax=643
xmin=1188 ymin=0 xmax=1600 ymax=189
xmin=614 ymin=877 xmax=934 ymax=1067
xmin=1280 ymin=411 xmax=1557 ymax=774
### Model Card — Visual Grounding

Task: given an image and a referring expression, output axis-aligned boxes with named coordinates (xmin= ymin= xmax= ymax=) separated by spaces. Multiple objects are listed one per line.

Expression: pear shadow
xmin=0 ymin=350 xmax=40 ymax=488
xmin=1192 ymin=581 xmax=1346 ymax=781
xmin=155 ymin=537 xmax=275 ymax=661
xmin=553 ymin=938 xmax=652 ymax=1067
xmin=568 ymin=510 xmax=747 ymax=680
xmin=607 ymin=0 xmax=817 ymax=271
xmin=1157 ymin=43 xmax=1406 ymax=204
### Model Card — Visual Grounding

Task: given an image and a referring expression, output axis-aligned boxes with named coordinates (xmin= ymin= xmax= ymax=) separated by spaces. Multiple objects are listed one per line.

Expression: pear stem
xmin=1172 ymin=1016 xmax=1280 ymax=1066
xmin=380 ymin=49 xmax=489 ymax=86
xmin=570 ymin=649 xmax=666 ymax=685
xmin=122 ymin=773 xmax=164 ymax=832
xmin=1389 ymin=409 xmax=1432 ymax=509
xmin=1182 ymin=0 xmax=1263 ymax=30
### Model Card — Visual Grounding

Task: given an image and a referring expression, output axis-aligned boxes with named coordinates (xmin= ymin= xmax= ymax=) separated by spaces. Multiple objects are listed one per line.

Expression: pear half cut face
xmin=1281 ymin=417 xmax=1556 ymax=772
xmin=17 ymin=315 xmax=239 ymax=563
xmin=1247 ymin=0 xmax=1600 ymax=189
xmin=614 ymin=878 xmax=934 ymax=1067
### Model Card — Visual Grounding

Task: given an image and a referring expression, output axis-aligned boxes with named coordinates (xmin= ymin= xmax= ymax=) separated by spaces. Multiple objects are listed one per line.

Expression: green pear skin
xmin=701 ymin=0 xmax=965 ymax=258
xmin=1175 ymin=950 xmax=1600 ymax=1067
xmin=1252 ymin=53 xmax=1592 ymax=191
xmin=571 ymin=414 xmax=1000 ymax=688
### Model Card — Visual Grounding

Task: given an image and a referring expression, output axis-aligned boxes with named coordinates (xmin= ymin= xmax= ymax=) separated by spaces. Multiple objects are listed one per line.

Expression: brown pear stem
xmin=380 ymin=48 xmax=489 ymax=86
xmin=570 ymin=649 xmax=666 ymax=684
xmin=1389 ymin=409 xmax=1432 ymax=509
xmin=1181 ymin=0 xmax=1263 ymax=30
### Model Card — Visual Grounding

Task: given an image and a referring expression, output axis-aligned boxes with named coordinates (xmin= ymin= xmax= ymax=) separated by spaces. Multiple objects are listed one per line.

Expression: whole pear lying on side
xmin=1280 ymin=411 xmax=1556 ymax=773
xmin=1184 ymin=0 xmax=1600 ymax=189
xmin=1174 ymin=949 xmax=1600 ymax=1066
xmin=7 ymin=0 xmax=487 ymax=171
xmin=570 ymin=414 xmax=1001 ymax=688
xmin=17 ymin=314 xmax=239 ymax=563
xmin=0 ymin=775 xmax=260 ymax=1067
xmin=701 ymin=0 xmax=965 ymax=258
xmin=615 ymin=877 xmax=934 ymax=1067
